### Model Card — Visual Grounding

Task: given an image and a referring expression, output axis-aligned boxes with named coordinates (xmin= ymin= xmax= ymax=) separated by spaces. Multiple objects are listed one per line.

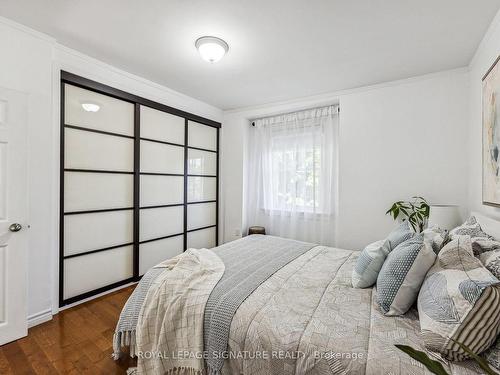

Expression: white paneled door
xmin=0 ymin=87 xmax=28 ymax=345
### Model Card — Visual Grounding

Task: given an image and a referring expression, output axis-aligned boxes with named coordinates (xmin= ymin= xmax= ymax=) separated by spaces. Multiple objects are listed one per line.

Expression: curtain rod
xmin=251 ymin=105 xmax=340 ymax=126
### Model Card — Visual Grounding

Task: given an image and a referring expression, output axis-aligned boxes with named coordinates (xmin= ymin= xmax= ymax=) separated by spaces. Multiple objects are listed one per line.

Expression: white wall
xmin=0 ymin=17 xmax=223 ymax=323
xmin=222 ymin=69 xmax=469 ymax=250
xmin=467 ymin=10 xmax=500 ymax=221
xmin=338 ymin=71 xmax=468 ymax=249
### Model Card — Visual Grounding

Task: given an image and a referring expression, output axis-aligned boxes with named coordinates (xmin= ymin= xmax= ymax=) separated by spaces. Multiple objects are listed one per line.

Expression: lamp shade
xmin=427 ymin=205 xmax=461 ymax=230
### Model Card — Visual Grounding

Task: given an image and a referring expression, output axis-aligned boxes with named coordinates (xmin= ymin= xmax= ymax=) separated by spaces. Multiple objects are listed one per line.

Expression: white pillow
xmin=472 ymin=211 xmax=500 ymax=240
xmin=480 ymin=249 xmax=500 ymax=279
xmin=352 ymin=240 xmax=388 ymax=288
xmin=422 ymin=225 xmax=448 ymax=253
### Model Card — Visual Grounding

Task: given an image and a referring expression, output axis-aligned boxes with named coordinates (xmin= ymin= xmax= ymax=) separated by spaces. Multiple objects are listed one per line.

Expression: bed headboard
xmin=471 ymin=211 xmax=500 ymax=240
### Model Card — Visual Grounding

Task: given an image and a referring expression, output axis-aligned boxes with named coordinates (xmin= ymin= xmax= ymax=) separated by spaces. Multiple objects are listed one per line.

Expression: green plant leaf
xmin=449 ymin=339 xmax=497 ymax=375
xmin=386 ymin=203 xmax=398 ymax=216
xmin=400 ymin=207 xmax=410 ymax=217
xmin=387 ymin=197 xmax=429 ymax=232
xmin=395 ymin=345 xmax=449 ymax=375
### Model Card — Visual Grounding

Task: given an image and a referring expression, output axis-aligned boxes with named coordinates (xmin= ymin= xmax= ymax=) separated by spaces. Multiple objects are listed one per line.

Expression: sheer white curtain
xmin=246 ymin=105 xmax=339 ymax=245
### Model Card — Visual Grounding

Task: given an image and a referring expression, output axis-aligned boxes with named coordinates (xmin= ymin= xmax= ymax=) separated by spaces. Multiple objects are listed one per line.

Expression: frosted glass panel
xmin=65 ymin=84 xmax=134 ymax=136
xmin=65 ymin=210 xmax=133 ymax=256
xmin=139 ymin=236 xmax=183 ymax=276
xmin=140 ymin=206 xmax=184 ymax=241
xmin=187 ymin=227 xmax=216 ymax=249
xmin=65 ymin=172 xmax=133 ymax=212
xmin=65 ymin=128 xmax=134 ymax=172
xmin=188 ymin=121 xmax=217 ymax=151
xmin=188 ymin=149 xmax=217 ymax=175
xmin=64 ymin=245 xmax=133 ymax=299
xmin=140 ymin=140 xmax=184 ymax=174
xmin=140 ymin=106 xmax=184 ymax=144
xmin=187 ymin=202 xmax=216 ymax=230
xmin=140 ymin=175 xmax=184 ymax=207
xmin=187 ymin=177 xmax=216 ymax=202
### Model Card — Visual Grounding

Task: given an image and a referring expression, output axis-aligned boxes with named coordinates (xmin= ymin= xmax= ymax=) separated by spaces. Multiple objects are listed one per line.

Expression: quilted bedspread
xmin=220 ymin=245 xmax=483 ymax=375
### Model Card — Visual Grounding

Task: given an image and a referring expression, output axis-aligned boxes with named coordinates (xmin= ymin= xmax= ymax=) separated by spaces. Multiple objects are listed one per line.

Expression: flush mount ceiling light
xmin=195 ymin=36 xmax=229 ymax=63
xmin=81 ymin=102 xmax=100 ymax=112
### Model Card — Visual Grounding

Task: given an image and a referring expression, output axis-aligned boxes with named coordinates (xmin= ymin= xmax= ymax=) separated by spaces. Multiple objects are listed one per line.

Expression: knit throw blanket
xmin=112 ymin=267 xmax=164 ymax=359
xmin=136 ymin=248 xmax=225 ymax=375
xmin=203 ymin=235 xmax=315 ymax=375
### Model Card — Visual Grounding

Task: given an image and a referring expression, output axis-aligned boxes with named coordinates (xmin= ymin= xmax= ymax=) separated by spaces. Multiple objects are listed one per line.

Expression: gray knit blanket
xmin=112 ymin=267 xmax=164 ymax=359
xmin=203 ymin=235 xmax=315 ymax=375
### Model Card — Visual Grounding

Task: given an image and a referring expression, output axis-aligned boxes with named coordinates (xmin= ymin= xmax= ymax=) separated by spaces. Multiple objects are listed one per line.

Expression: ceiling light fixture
xmin=81 ymin=103 xmax=100 ymax=112
xmin=195 ymin=36 xmax=229 ymax=63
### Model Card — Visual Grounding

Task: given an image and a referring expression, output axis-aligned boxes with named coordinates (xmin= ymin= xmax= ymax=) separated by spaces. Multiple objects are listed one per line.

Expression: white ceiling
xmin=1 ymin=1 xmax=499 ymax=110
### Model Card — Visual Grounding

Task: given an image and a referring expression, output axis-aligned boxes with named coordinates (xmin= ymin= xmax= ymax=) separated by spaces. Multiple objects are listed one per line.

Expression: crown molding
xmin=224 ymin=67 xmax=468 ymax=117
xmin=0 ymin=15 xmax=55 ymax=43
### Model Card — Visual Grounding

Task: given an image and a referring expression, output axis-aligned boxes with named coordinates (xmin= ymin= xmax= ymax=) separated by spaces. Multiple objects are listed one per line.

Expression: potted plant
xmin=386 ymin=196 xmax=430 ymax=232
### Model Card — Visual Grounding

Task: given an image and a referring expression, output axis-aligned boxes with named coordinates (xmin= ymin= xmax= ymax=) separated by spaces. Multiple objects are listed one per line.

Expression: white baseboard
xmin=27 ymin=308 xmax=53 ymax=328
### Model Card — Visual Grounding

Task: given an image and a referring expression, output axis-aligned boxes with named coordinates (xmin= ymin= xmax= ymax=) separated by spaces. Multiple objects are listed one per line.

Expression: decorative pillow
xmin=423 ymin=225 xmax=448 ymax=254
xmin=352 ymin=221 xmax=414 ymax=289
xmin=385 ymin=220 xmax=415 ymax=250
xmin=449 ymin=216 xmax=495 ymax=255
xmin=376 ymin=234 xmax=436 ymax=316
xmin=474 ymin=239 xmax=500 ymax=256
xmin=480 ymin=249 xmax=500 ymax=279
xmin=352 ymin=240 xmax=389 ymax=288
xmin=417 ymin=237 xmax=500 ymax=361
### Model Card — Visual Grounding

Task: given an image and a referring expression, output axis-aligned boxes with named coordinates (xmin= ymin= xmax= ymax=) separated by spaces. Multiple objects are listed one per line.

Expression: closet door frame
xmin=59 ymin=71 xmax=220 ymax=307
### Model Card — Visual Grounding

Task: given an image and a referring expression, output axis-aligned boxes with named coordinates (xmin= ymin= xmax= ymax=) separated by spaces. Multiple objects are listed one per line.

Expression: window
xmin=267 ymin=129 xmax=322 ymax=213
xmin=246 ymin=105 xmax=339 ymax=244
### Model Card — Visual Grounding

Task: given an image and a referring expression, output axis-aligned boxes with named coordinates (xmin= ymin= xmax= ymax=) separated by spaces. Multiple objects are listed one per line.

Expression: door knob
xmin=9 ymin=223 xmax=22 ymax=232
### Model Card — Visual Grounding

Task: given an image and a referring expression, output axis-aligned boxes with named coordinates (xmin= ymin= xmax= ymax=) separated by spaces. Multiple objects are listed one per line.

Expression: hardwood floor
xmin=0 ymin=286 xmax=137 ymax=374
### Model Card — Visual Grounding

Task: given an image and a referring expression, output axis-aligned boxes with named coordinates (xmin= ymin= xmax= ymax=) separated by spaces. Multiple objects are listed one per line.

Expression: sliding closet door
xmin=60 ymin=72 xmax=220 ymax=306
xmin=138 ymin=106 xmax=185 ymax=276
xmin=61 ymin=83 xmax=135 ymax=305
xmin=186 ymin=121 xmax=218 ymax=249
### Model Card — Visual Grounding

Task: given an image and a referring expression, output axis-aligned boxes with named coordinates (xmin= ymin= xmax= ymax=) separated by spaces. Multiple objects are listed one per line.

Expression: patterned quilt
xmin=220 ymin=245 xmax=482 ymax=375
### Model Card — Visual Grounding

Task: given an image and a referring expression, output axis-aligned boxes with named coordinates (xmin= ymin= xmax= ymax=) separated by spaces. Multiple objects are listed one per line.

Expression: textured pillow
xmin=479 ymin=249 xmax=500 ymax=371
xmin=352 ymin=221 xmax=414 ymax=289
xmin=423 ymin=225 xmax=448 ymax=254
xmin=480 ymin=249 xmax=500 ymax=279
xmin=376 ymin=234 xmax=436 ymax=316
xmin=474 ymin=239 xmax=500 ymax=256
xmin=450 ymin=216 xmax=495 ymax=255
xmin=417 ymin=237 xmax=500 ymax=361
xmin=352 ymin=240 xmax=389 ymax=288
xmin=385 ymin=220 xmax=415 ymax=250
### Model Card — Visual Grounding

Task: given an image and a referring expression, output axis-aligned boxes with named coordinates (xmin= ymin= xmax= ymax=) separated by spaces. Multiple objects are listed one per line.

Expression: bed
xmin=114 ymin=234 xmax=486 ymax=375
